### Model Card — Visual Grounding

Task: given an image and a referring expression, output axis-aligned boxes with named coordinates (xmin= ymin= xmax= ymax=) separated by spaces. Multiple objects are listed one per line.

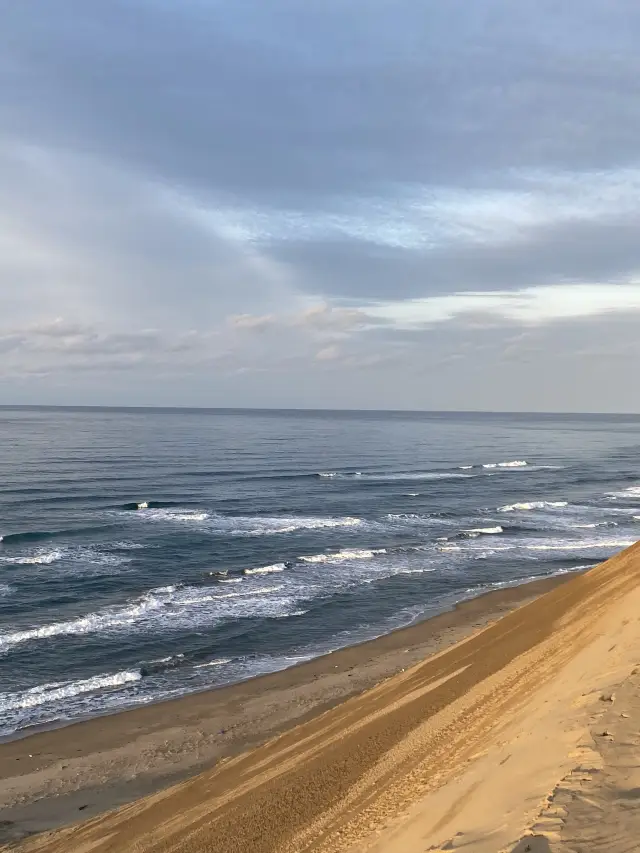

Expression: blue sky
xmin=2 ymin=0 xmax=640 ymax=410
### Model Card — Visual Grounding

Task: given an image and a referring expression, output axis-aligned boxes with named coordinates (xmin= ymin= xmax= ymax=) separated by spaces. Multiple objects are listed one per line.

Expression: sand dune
xmin=4 ymin=543 xmax=640 ymax=852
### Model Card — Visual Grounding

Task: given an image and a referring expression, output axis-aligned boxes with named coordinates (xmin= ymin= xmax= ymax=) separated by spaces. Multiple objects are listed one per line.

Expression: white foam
xmin=465 ymin=526 xmax=503 ymax=535
xmin=498 ymin=501 xmax=568 ymax=512
xmin=524 ymin=538 xmax=635 ymax=551
xmin=243 ymin=563 xmax=286 ymax=575
xmin=3 ymin=548 xmax=66 ymax=565
xmin=139 ymin=508 xmax=210 ymax=523
xmin=137 ymin=501 xmax=149 ymax=510
xmin=321 ymin=471 xmax=469 ymax=481
xmin=484 ymin=460 xmax=528 ymax=469
xmin=0 ymin=670 xmax=141 ymax=713
xmin=0 ymin=584 xmax=12 ymax=597
xmin=299 ymin=548 xmax=386 ymax=564
xmin=134 ymin=508 xmax=363 ymax=536
xmin=0 ymin=546 xmax=132 ymax=571
xmin=614 ymin=486 xmax=640 ymax=498
xmin=397 ymin=567 xmax=437 ymax=574
xmin=0 ymin=581 xmax=297 ymax=652
xmin=459 ymin=465 xmax=474 ymax=469
xmin=193 ymin=658 xmax=234 ymax=669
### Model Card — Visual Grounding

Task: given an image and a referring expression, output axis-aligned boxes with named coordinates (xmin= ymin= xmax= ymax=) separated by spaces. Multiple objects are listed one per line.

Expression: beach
xmin=4 ymin=541 xmax=640 ymax=851
xmin=0 ymin=575 xmax=566 ymax=845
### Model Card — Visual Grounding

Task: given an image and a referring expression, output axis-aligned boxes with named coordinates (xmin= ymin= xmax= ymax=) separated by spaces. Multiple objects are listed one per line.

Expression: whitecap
xmin=193 ymin=658 xmax=234 ymax=669
xmin=299 ymin=548 xmax=386 ymax=564
xmin=498 ymin=501 xmax=568 ymax=512
xmin=483 ymin=460 xmax=528 ymax=469
xmin=137 ymin=508 xmax=210 ymax=523
xmin=2 ymin=548 xmax=66 ymax=565
xmin=465 ymin=526 xmax=503 ymax=535
xmin=0 ymin=584 xmax=12 ymax=597
xmin=321 ymin=471 xmax=470 ymax=481
xmin=524 ymin=538 xmax=635 ymax=551
xmin=243 ymin=563 xmax=286 ymax=575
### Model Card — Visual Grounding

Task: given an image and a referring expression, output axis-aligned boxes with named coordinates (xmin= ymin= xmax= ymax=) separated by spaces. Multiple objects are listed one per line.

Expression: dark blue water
xmin=1 ymin=408 xmax=639 ymax=738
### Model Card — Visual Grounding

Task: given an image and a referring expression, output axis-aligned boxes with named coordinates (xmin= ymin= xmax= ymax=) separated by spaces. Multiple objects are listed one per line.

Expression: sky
xmin=2 ymin=0 xmax=640 ymax=411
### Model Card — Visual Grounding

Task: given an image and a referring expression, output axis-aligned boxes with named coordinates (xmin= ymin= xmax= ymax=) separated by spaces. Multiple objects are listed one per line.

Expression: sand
xmin=3 ymin=548 xmax=640 ymax=852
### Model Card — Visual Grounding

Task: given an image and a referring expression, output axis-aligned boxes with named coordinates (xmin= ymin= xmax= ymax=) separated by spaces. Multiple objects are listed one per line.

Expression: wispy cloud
xmin=366 ymin=282 xmax=640 ymax=327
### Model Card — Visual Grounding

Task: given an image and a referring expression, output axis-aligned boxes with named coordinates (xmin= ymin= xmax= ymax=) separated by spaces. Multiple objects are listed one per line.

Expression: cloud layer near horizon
xmin=2 ymin=0 xmax=640 ymax=410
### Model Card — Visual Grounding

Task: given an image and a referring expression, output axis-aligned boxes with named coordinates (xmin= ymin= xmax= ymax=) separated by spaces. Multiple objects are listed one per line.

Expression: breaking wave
xmin=464 ymin=526 xmax=503 ymax=535
xmin=243 ymin=563 xmax=286 ymax=575
xmin=317 ymin=471 xmax=471 ymax=481
xmin=483 ymin=460 xmax=528 ymax=469
xmin=0 ymin=670 xmax=142 ymax=713
xmin=0 ymin=526 xmax=111 ymax=545
xmin=299 ymin=548 xmax=387 ymax=564
xmin=133 ymin=508 xmax=363 ymax=536
xmin=498 ymin=501 xmax=568 ymax=512
xmin=0 ymin=583 xmax=296 ymax=653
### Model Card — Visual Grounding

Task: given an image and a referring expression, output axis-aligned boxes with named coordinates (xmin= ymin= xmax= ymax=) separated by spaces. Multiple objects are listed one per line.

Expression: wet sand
xmin=0 ymin=577 xmax=568 ymax=845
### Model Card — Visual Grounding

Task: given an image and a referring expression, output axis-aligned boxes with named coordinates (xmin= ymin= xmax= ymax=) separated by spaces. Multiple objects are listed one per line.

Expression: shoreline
xmin=0 ymin=571 xmax=575 ymax=748
xmin=0 ymin=572 xmax=571 ymax=844
xmin=5 ymin=542 xmax=640 ymax=853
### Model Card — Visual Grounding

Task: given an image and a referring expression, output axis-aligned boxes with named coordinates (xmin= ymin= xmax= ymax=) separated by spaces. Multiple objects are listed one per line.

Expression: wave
xmin=243 ymin=563 xmax=286 ymax=575
xmin=524 ymin=538 xmax=635 ymax=552
xmin=134 ymin=508 xmax=363 ymax=536
xmin=193 ymin=658 xmax=234 ymax=670
xmin=610 ymin=486 xmax=640 ymax=499
xmin=0 ymin=670 xmax=142 ymax=713
xmin=498 ymin=501 xmax=568 ymax=512
xmin=0 ymin=582 xmax=297 ymax=653
xmin=139 ymin=654 xmax=186 ymax=677
xmin=299 ymin=548 xmax=386 ymax=564
xmin=3 ymin=548 xmax=66 ymax=565
xmin=464 ymin=526 xmax=503 ymax=535
xmin=318 ymin=471 xmax=363 ymax=478
xmin=0 ymin=525 xmax=111 ymax=545
xmin=0 ymin=584 xmax=12 ymax=598
xmin=121 ymin=500 xmax=183 ymax=511
xmin=0 ymin=545 xmax=132 ymax=570
xmin=317 ymin=471 xmax=471 ymax=481
xmin=483 ymin=460 xmax=528 ymax=469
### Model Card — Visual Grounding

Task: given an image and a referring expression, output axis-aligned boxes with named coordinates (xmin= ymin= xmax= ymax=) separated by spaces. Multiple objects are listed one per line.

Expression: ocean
xmin=1 ymin=407 xmax=639 ymax=739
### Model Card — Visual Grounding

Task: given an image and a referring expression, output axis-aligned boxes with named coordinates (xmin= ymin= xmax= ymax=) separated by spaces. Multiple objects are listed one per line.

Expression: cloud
xmin=315 ymin=345 xmax=341 ymax=361
xmin=366 ymin=282 xmax=640 ymax=327
xmin=3 ymin=1 xmax=640 ymax=409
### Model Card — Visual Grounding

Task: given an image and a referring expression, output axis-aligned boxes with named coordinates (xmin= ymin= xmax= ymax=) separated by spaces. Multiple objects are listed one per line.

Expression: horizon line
xmin=1 ymin=404 xmax=639 ymax=417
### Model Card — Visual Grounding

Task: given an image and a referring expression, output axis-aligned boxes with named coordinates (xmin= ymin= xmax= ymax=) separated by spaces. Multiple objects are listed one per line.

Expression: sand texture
xmin=4 ymin=545 xmax=640 ymax=852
